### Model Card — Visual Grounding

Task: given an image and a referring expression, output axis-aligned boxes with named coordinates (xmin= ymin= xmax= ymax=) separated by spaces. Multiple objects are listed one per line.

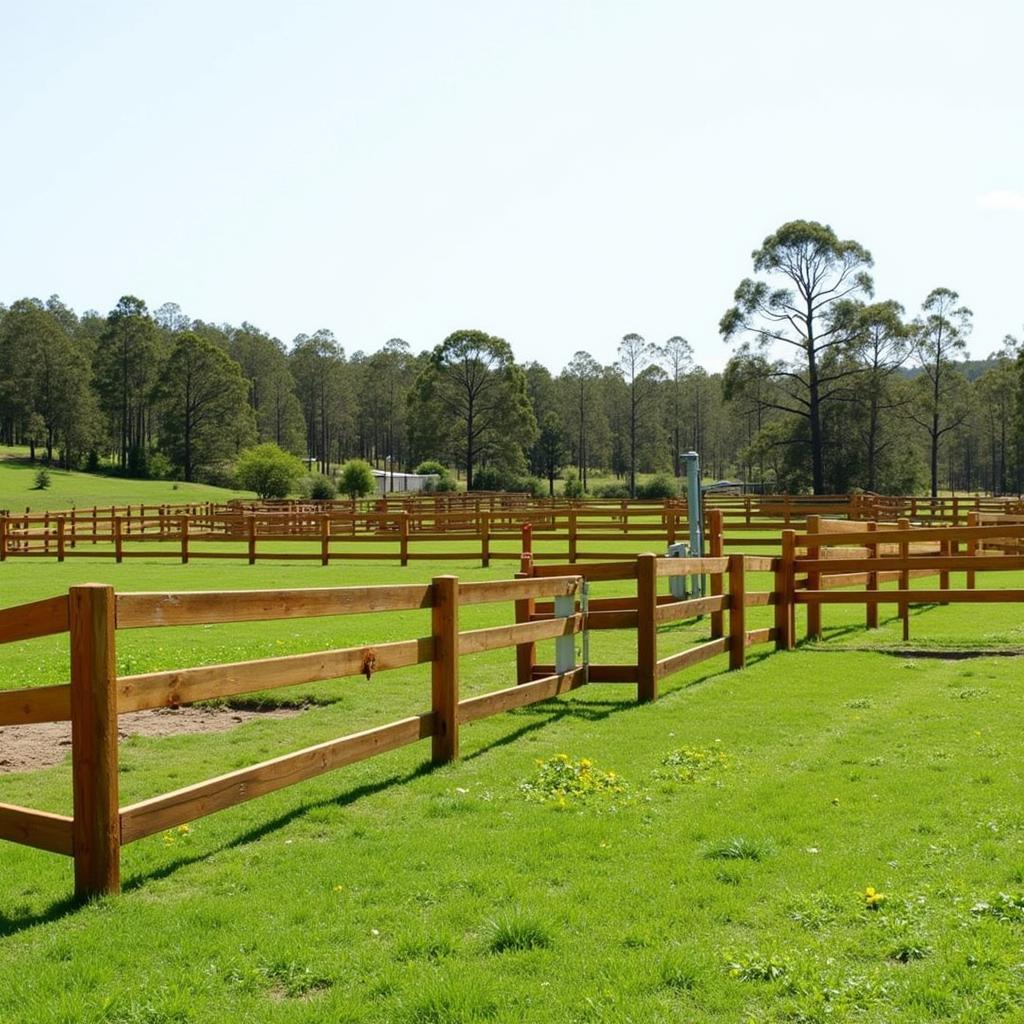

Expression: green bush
xmin=415 ymin=459 xmax=456 ymax=493
xmin=33 ymin=466 xmax=51 ymax=490
xmin=299 ymin=474 xmax=337 ymax=500
xmin=469 ymin=466 xmax=506 ymax=491
xmin=592 ymin=482 xmax=630 ymax=499
xmin=147 ymin=451 xmax=174 ymax=480
xmin=338 ymin=458 xmax=377 ymax=499
xmin=414 ymin=460 xmax=449 ymax=478
xmin=636 ymin=473 xmax=678 ymax=499
xmin=235 ymin=443 xmax=305 ymax=499
xmin=562 ymin=470 xmax=585 ymax=499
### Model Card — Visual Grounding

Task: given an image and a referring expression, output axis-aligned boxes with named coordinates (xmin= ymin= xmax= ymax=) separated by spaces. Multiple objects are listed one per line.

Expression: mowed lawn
xmin=2 ymin=536 xmax=1024 ymax=1018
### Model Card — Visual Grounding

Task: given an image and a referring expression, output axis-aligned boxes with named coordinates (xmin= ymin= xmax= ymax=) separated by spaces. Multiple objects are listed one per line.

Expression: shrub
xmin=636 ymin=473 xmax=679 ymax=499
xmin=562 ymin=470 xmax=585 ymax=499
xmin=235 ymin=443 xmax=305 ymax=499
xmin=33 ymin=466 xmax=51 ymax=490
xmin=592 ymin=482 xmax=630 ymax=499
xmin=299 ymin=474 xmax=337 ymax=500
xmin=338 ymin=458 xmax=377 ymax=499
xmin=470 ymin=466 xmax=506 ymax=491
xmin=415 ymin=459 xmax=456 ymax=493
xmin=147 ymin=451 xmax=173 ymax=480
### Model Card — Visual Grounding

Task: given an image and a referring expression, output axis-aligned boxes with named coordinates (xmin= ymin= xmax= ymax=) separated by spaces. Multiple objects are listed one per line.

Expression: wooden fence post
xmin=778 ymin=530 xmax=796 ymax=651
xmin=480 ymin=511 xmax=490 ymax=569
xmin=247 ymin=515 xmax=256 ymax=565
xmin=180 ymin=516 xmax=190 ymax=564
xmin=866 ymin=521 xmax=878 ymax=629
xmin=708 ymin=509 xmax=724 ymax=639
xmin=521 ymin=522 xmax=532 ymax=559
xmin=69 ymin=584 xmax=120 ymax=898
xmin=0 ymin=516 xmax=7 ymax=561
xmin=805 ymin=514 xmax=821 ymax=641
xmin=320 ymin=515 xmax=330 ymax=566
xmin=431 ymin=575 xmax=460 ymax=763
xmin=966 ymin=510 xmax=978 ymax=590
xmin=728 ymin=554 xmax=746 ymax=669
xmin=898 ymin=517 xmax=910 ymax=641
xmin=568 ymin=509 xmax=578 ymax=564
xmin=57 ymin=517 xmax=66 ymax=563
xmin=514 ymin=557 xmax=536 ymax=685
xmin=399 ymin=511 xmax=409 ymax=568
xmin=636 ymin=553 xmax=658 ymax=703
xmin=113 ymin=517 xmax=123 ymax=564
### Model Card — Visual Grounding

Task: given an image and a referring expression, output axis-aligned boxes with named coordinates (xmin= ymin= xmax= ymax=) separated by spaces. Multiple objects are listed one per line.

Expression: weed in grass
xmin=845 ymin=697 xmax=874 ymax=709
xmin=655 ymin=745 xmax=731 ymax=784
xmin=106 ymin=1002 xmax=193 ymax=1024
xmin=659 ymin=955 xmax=700 ymax=991
xmin=863 ymin=886 xmax=886 ymax=910
xmin=970 ymin=892 xmax=1024 ymax=923
xmin=725 ymin=950 xmax=791 ymax=981
xmin=705 ymin=836 xmax=772 ymax=862
xmin=518 ymin=753 xmax=628 ymax=807
xmin=953 ymin=687 xmax=990 ymax=699
xmin=485 ymin=910 xmax=552 ymax=953
xmin=786 ymin=892 xmax=842 ymax=930
xmin=259 ymin=959 xmax=332 ymax=999
xmin=887 ymin=936 xmax=932 ymax=963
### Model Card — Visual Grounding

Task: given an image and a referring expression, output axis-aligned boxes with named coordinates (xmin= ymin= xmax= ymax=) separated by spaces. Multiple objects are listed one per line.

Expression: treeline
xmin=0 ymin=220 xmax=1021 ymax=498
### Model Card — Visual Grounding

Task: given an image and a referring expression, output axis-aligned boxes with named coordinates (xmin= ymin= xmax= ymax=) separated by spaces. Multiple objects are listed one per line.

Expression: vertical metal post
xmin=554 ymin=591 xmax=576 ymax=675
xmin=680 ymin=451 xmax=703 ymax=597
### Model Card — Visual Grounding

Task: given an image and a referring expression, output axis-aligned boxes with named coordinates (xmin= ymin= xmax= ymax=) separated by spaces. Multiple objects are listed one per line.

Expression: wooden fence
xmin=1 ymin=552 xmax=770 ymax=900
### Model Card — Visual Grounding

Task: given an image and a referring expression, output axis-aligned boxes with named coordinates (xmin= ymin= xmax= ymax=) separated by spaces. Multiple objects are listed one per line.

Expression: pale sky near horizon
xmin=2 ymin=1 xmax=1021 ymax=373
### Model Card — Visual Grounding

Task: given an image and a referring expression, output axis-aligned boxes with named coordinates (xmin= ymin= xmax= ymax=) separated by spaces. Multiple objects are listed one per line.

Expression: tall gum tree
xmin=409 ymin=329 xmax=537 ymax=489
xmin=720 ymin=220 xmax=874 ymax=493
xmin=907 ymin=287 xmax=972 ymax=497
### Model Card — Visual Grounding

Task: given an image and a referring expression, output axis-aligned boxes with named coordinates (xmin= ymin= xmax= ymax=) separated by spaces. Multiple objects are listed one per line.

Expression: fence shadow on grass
xmin=0 ymin=688 xmax=652 ymax=934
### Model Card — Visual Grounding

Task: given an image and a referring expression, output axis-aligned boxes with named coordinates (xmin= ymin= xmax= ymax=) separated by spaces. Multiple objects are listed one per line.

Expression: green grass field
xmin=1 ymin=475 xmax=1023 ymax=1022
xmin=0 ymin=448 xmax=253 ymax=512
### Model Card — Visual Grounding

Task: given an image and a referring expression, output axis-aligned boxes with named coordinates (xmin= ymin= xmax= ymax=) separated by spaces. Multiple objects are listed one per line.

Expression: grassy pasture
xmin=2 ymin=509 xmax=1024 ymax=1018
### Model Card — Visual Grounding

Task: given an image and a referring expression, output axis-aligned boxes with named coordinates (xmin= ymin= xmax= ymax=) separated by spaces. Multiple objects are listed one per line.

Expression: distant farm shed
xmin=371 ymin=470 xmax=439 ymax=495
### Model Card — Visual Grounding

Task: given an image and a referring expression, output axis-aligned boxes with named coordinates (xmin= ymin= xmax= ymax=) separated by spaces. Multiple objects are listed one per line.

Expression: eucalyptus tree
xmin=95 ymin=296 xmax=160 ymax=469
xmin=156 ymin=332 xmax=255 ymax=481
xmin=720 ymin=220 xmax=874 ymax=493
xmin=907 ymin=288 xmax=972 ymax=497
xmin=228 ymin=322 xmax=305 ymax=453
xmin=843 ymin=300 xmax=911 ymax=492
xmin=559 ymin=351 xmax=603 ymax=490
xmin=409 ymin=329 xmax=537 ymax=489
xmin=659 ymin=335 xmax=694 ymax=476
xmin=617 ymin=333 xmax=664 ymax=497
xmin=290 ymin=329 xmax=348 ymax=473
xmin=0 ymin=298 xmax=99 ymax=464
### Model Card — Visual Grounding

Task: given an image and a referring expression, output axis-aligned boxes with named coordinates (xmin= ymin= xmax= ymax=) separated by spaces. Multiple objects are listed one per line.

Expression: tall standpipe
xmin=681 ymin=451 xmax=703 ymax=598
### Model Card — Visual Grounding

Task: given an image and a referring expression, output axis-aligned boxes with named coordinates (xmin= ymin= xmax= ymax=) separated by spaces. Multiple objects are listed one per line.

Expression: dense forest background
xmin=1 ymin=225 xmax=1021 ymax=497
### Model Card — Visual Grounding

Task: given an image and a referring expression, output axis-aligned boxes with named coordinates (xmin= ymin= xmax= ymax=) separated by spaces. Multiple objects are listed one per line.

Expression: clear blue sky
xmin=2 ymin=1 xmax=1021 ymax=372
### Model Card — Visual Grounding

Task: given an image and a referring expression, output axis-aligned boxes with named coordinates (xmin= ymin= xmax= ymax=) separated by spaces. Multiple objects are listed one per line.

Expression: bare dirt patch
xmin=0 ymin=706 xmax=302 ymax=774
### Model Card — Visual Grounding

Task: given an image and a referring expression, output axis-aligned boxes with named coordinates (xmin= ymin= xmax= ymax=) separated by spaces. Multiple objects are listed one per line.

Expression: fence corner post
xmin=805 ymin=514 xmax=821 ymax=641
xmin=728 ymin=554 xmax=746 ymax=669
xmin=777 ymin=529 xmax=796 ymax=651
xmin=431 ymin=575 xmax=460 ymax=763
xmin=636 ymin=553 xmax=658 ymax=703
xmin=69 ymin=583 xmax=120 ymax=899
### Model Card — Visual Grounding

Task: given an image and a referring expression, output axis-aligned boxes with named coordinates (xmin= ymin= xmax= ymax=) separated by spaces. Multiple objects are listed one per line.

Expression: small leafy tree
xmin=235 ymin=443 xmax=305 ymax=499
xmin=34 ymin=466 xmax=51 ymax=490
xmin=339 ymin=458 xmax=377 ymax=498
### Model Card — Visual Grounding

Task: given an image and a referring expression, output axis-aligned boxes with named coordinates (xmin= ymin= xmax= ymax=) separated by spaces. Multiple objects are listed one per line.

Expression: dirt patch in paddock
xmin=0 ymin=706 xmax=302 ymax=774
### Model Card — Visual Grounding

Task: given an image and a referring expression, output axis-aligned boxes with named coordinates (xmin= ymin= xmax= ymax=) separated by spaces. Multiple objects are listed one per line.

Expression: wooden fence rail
xmin=0 ymin=553 xmax=760 ymax=900
xmin=7 ymin=521 xmax=1024 ymax=900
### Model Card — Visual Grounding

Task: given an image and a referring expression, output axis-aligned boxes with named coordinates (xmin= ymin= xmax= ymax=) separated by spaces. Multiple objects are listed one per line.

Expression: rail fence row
xmin=4 ymin=516 xmax=1024 ymax=898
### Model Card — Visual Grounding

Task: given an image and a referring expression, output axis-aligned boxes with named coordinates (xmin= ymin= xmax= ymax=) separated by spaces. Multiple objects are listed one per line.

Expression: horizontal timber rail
xmin=7 ymin=518 xmax=1024 ymax=900
xmin=6 ymin=493 xmax=1023 ymax=567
